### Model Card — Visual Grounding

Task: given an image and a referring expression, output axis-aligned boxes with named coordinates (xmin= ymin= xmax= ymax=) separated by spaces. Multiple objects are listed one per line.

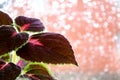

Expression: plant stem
xmin=10 ymin=50 xmax=20 ymax=64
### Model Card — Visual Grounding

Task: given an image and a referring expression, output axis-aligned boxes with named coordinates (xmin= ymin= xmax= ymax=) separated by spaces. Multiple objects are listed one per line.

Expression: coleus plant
xmin=0 ymin=11 xmax=78 ymax=80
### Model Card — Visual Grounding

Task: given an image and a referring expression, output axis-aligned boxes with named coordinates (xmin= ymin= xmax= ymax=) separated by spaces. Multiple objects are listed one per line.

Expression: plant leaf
xmin=0 ymin=25 xmax=16 ymax=55
xmin=0 ymin=54 xmax=10 ymax=62
xmin=10 ymin=32 xmax=29 ymax=50
xmin=0 ymin=60 xmax=6 ymax=69
xmin=16 ymin=32 xmax=78 ymax=65
xmin=15 ymin=16 xmax=45 ymax=32
xmin=0 ymin=25 xmax=29 ymax=55
xmin=0 ymin=61 xmax=21 ymax=80
xmin=23 ymin=62 xmax=55 ymax=80
xmin=0 ymin=11 xmax=13 ymax=25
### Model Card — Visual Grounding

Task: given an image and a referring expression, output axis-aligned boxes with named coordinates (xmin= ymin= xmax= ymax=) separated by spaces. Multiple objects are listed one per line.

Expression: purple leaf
xmin=22 ymin=74 xmax=55 ymax=80
xmin=0 ymin=61 xmax=21 ymax=80
xmin=10 ymin=32 xmax=29 ymax=49
xmin=0 ymin=60 xmax=6 ymax=69
xmin=0 ymin=11 xmax=13 ymax=25
xmin=0 ymin=25 xmax=29 ymax=55
xmin=15 ymin=16 xmax=45 ymax=32
xmin=0 ymin=25 xmax=16 ymax=55
xmin=16 ymin=32 xmax=78 ymax=65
